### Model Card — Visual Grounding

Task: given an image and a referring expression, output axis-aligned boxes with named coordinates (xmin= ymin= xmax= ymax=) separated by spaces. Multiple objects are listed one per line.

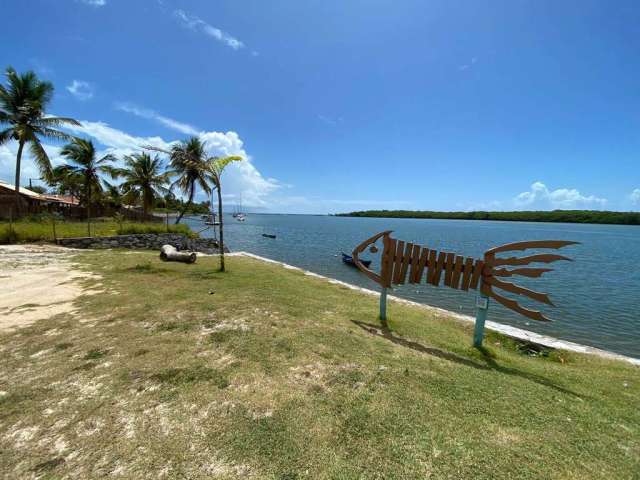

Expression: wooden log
xmin=159 ymin=244 xmax=197 ymax=264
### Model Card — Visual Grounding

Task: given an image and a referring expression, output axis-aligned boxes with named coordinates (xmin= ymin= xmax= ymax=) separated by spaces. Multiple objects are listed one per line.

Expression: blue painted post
xmin=379 ymin=287 xmax=388 ymax=321
xmin=473 ymin=291 xmax=490 ymax=347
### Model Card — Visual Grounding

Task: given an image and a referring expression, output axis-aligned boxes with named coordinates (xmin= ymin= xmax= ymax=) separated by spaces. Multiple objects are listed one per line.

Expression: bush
xmin=0 ymin=220 xmax=197 ymax=244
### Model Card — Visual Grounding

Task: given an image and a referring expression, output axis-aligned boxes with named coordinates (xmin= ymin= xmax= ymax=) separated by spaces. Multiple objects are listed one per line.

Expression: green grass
xmin=0 ymin=219 xmax=194 ymax=244
xmin=0 ymin=251 xmax=638 ymax=479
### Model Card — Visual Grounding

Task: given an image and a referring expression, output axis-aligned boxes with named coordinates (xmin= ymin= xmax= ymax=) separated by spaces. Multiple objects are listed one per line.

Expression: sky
xmin=1 ymin=0 xmax=639 ymax=213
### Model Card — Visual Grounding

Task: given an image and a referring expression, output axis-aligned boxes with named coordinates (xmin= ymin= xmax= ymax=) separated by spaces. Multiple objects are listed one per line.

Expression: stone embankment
xmin=57 ymin=233 xmax=227 ymax=254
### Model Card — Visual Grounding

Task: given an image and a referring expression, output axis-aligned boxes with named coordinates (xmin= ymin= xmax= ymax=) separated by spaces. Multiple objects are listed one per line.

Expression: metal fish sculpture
xmin=352 ymin=231 xmax=578 ymax=339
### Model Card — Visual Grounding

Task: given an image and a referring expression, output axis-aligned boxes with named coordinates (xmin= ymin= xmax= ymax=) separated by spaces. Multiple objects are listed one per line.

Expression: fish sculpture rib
xmin=492 ymin=268 xmax=553 ymax=278
xmin=488 ymin=291 xmax=552 ymax=322
xmin=490 ymin=254 xmax=571 ymax=267
xmin=484 ymin=276 xmax=555 ymax=306
xmin=486 ymin=240 xmax=580 ymax=255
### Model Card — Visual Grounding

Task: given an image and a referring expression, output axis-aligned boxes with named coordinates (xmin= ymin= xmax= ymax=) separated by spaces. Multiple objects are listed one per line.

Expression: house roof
xmin=0 ymin=180 xmax=46 ymax=200
xmin=44 ymin=194 xmax=80 ymax=206
xmin=0 ymin=180 xmax=79 ymax=206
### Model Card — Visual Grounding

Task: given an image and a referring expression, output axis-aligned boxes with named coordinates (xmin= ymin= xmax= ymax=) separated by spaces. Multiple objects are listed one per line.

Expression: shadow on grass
xmin=351 ymin=319 xmax=584 ymax=398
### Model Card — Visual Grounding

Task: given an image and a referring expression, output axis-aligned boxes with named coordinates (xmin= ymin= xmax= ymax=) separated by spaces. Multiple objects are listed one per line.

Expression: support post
xmin=473 ymin=291 xmax=490 ymax=347
xmin=379 ymin=287 xmax=388 ymax=321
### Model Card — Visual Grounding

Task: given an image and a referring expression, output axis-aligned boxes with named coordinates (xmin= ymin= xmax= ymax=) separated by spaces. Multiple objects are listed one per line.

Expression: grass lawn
xmin=0 ymin=250 xmax=638 ymax=479
xmin=0 ymin=220 xmax=193 ymax=244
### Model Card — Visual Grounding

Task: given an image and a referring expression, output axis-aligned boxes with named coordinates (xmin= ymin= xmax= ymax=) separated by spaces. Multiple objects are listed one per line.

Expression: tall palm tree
xmin=55 ymin=138 xmax=114 ymax=236
xmin=167 ymin=137 xmax=211 ymax=224
xmin=111 ymin=152 xmax=170 ymax=216
xmin=0 ymin=67 xmax=79 ymax=213
xmin=207 ymin=155 xmax=243 ymax=272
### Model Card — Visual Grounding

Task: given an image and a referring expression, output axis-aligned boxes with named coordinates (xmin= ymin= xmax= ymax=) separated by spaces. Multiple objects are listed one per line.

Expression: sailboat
xmin=234 ymin=193 xmax=246 ymax=221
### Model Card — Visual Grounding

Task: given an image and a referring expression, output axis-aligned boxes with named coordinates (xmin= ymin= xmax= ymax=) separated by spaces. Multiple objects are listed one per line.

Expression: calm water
xmin=186 ymin=214 xmax=640 ymax=359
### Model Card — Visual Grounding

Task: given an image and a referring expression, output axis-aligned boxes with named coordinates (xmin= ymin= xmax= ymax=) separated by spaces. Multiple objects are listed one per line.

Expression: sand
xmin=0 ymin=244 xmax=99 ymax=331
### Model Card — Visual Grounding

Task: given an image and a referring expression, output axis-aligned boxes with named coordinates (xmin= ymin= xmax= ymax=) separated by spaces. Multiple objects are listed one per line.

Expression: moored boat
xmin=342 ymin=252 xmax=371 ymax=268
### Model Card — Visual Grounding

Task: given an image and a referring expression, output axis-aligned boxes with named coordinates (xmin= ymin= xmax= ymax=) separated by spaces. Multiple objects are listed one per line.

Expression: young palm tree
xmin=56 ymin=138 xmax=114 ymax=236
xmin=0 ymin=67 xmax=79 ymax=213
xmin=207 ymin=155 xmax=243 ymax=272
xmin=111 ymin=152 xmax=170 ymax=216
xmin=103 ymin=182 xmax=123 ymax=209
xmin=168 ymin=137 xmax=211 ymax=224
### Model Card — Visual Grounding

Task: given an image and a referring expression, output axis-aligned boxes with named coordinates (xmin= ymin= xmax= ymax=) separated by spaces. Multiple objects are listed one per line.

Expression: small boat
xmin=342 ymin=252 xmax=371 ymax=268
xmin=262 ymin=233 xmax=276 ymax=239
xmin=203 ymin=213 xmax=219 ymax=226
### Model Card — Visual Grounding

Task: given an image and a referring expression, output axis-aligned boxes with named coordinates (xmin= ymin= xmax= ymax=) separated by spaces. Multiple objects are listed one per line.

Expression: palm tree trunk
xmin=14 ymin=140 xmax=25 ymax=216
xmin=216 ymin=185 xmax=225 ymax=272
xmin=86 ymin=182 xmax=91 ymax=237
xmin=175 ymin=184 xmax=194 ymax=224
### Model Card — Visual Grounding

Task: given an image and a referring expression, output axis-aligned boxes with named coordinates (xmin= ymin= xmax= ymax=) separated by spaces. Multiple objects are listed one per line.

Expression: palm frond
xmin=33 ymin=126 xmax=76 ymax=142
xmin=27 ymin=136 xmax=53 ymax=180
xmin=34 ymin=116 xmax=81 ymax=128
xmin=0 ymin=127 xmax=14 ymax=145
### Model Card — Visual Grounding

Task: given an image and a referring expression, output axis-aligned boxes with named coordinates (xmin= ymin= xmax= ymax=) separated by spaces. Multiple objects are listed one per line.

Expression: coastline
xmin=230 ymin=251 xmax=640 ymax=366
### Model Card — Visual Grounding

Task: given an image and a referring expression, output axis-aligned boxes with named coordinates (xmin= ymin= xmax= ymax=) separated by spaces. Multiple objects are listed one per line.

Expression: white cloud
xmin=0 ymin=142 xmax=64 ymax=187
xmin=115 ymin=103 xmax=199 ymax=136
xmin=317 ymin=115 xmax=343 ymax=126
xmin=173 ymin=9 xmax=244 ymax=50
xmin=60 ymin=120 xmax=279 ymax=207
xmin=77 ymin=0 xmax=106 ymax=6
xmin=459 ymin=57 xmax=478 ymax=71
xmin=514 ymin=181 xmax=607 ymax=209
xmin=630 ymin=189 xmax=640 ymax=205
xmin=66 ymin=80 xmax=94 ymax=101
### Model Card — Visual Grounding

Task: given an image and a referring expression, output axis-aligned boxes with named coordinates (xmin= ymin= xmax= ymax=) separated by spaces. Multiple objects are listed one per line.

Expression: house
xmin=0 ymin=179 xmax=79 ymax=219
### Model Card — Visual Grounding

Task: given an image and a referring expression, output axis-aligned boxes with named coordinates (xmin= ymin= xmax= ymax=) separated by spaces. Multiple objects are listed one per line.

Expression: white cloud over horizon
xmin=115 ymin=102 xmax=199 ymax=136
xmin=77 ymin=0 xmax=106 ymax=6
xmin=514 ymin=181 xmax=607 ymax=209
xmin=630 ymin=189 xmax=640 ymax=205
xmin=62 ymin=120 xmax=279 ymax=207
xmin=66 ymin=80 xmax=94 ymax=101
xmin=173 ymin=9 xmax=244 ymax=50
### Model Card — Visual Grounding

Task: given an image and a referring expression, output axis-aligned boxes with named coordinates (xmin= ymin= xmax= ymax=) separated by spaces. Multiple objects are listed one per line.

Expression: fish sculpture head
xmin=351 ymin=230 xmax=393 ymax=285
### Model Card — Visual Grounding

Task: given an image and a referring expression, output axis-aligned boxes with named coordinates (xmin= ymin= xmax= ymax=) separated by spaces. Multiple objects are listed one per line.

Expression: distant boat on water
xmin=233 ymin=193 xmax=246 ymax=220
xmin=342 ymin=252 xmax=371 ymax=268
xmin=262 ymin=233 xmax=276 ymax=239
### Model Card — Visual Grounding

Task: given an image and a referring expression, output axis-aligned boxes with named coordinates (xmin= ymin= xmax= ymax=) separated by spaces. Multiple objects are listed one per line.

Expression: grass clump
xmin=83 ymin=348 xmax=108 ymax=360
xmin=150 ymin=366 xmax=229 ymax=388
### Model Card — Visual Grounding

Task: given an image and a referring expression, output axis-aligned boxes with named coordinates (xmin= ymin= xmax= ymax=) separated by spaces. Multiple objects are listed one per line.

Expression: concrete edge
xmin=228 ymin=251 xmax=640 ymax=367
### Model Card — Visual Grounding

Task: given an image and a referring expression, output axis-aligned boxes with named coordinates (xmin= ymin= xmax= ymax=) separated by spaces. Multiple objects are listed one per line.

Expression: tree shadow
xmin=351 ymin=318 xmax=584 ymax=399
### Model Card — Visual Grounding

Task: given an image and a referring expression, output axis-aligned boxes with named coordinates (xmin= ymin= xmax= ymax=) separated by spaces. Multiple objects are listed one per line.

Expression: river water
xmin=186 ymin=214 xmax=640 ymax=359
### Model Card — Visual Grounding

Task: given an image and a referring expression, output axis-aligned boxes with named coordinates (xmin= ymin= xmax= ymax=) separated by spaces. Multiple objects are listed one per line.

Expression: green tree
xmin=103 ymin=182 xmax=124 ymax=209
xmin=207 ymin=155 xmax=243 ymax=272
xmin=0 ymin=67 xmax=79 ymax=213
xmin=111 ymin=152 xmax=170 ymax=216
xmin=55 ymin=138 xmax=114 ymax=235
xmin=168 ymin=137 xmax=211 ymax=224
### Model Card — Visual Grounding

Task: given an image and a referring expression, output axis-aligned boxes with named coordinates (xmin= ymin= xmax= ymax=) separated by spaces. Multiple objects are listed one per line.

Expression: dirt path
xmin=0 ymin=244 xmax=99 ymax=331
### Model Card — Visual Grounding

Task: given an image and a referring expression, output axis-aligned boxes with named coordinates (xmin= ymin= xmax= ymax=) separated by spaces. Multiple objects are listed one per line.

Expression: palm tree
xmin=0 ymin=67 xmax=79 ymax=213
xmin=55 ymin=138 xmax=114 ymax=236
xmin=103 ymin=182 xmax=123 ymax=209
xmin=207 ymin=155 xmax=243 ymax=272
xmin=111 ymin=152 xmax=170 ymax=216
xmin=168 ymin=137 xmax=211 ymax=224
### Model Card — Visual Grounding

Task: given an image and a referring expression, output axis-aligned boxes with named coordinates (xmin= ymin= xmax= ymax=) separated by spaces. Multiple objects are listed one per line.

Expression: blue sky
xmin=1 ymin=0 xmax=639 ymax=213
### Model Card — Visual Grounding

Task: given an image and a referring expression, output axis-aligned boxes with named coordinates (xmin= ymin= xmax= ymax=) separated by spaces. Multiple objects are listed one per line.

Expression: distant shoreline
xmin=336 ymin=209 xmax=640 ymax=226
